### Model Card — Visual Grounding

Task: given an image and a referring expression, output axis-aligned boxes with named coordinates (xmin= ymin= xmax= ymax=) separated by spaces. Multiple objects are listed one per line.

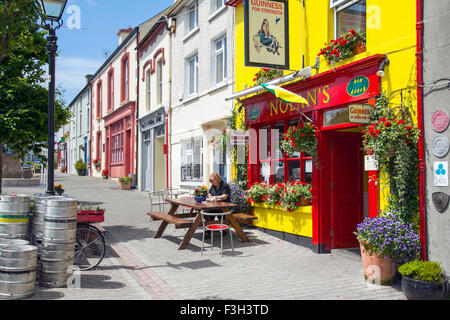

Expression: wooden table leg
xmin=226 ymin=214 xmax=249 ymax=242
xmin=154 ymin=204 xmax=179 ymax=238
xmin=178 ymin=212 xmax=202 ymax=250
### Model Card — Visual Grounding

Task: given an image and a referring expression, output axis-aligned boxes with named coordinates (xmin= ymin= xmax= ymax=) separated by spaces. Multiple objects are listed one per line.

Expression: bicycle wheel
xmin=74 ymin=223 xmax=106 ymax=271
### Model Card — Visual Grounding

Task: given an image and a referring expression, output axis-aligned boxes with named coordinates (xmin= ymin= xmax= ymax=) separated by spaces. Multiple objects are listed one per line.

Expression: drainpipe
xmin=166 ymin=17 xmax=175 ymax=189
xmin=136 ymin=29 xmax=140 ymax=190
xmin=416 ymin=0 xmax=427 ymax=260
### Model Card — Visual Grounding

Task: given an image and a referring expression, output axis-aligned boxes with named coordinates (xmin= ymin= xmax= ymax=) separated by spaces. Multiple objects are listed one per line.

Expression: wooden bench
xmin=147 ymin=212 xmax=193 ymax=229
xmin=232 ymin=213 xmax=257 ymax=224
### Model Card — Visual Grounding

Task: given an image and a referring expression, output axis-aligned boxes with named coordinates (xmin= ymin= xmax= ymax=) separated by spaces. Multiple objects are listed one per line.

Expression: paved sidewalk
xmin=5 ymin=173 xmax=406 ymax=300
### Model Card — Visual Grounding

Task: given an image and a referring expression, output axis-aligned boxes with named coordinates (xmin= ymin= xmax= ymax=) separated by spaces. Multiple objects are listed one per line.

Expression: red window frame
xmin=107 ymin=69 xmax=114 ymax=111
xmin=110 ymin=121 xmax=124 ymax=165
xmin=252 ymin=116 xmax=313 ymax=185
xmin=96 ymin=80 xmax=102 ymax=119
xmin=96 ymin=131 xmax=102 ymax=161
xmin=121 ymin=54 xmax=130 ymax=104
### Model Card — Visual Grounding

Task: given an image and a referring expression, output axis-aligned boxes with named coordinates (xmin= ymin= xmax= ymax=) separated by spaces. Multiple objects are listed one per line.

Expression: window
xmin=256 ymin=118 xmax=312 ymax=185
xmin=187 ymin=54 xmax=199 ymax=95
xmin=96 ymin=132 xmax=102 ymax=161
xmin=181 ymin=137 xmax=203 ymax=182
xmin=157 ymin=59 xmax=163 ymax=105
xmin=111 ymin=121 xmax=124 ymax=164
xmin=214 ymin=0 xmax=225 ymax=12
xmin=145 ymin=70 xmax=151 ymax=111
xmin=107 ymin=70 xmax=114 ymax=111
xmin=121 ymin=55 xmax=129 ymax=103
xmin=96 ymin=81 xmax=102 ymax=118
xmin=334 ymin=0 xmax=366 ymax=38
xmin=188 ymin=1 xmax=198 ymax=32
xmin=79 ymin=105 xmax=82 ymax=133
xmin=214 ymin=36 xmax=227 ymax=84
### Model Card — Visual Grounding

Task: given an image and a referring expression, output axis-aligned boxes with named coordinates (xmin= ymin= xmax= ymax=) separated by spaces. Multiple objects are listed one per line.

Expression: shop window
xmin=323 ymin=106 xmax=349 ymax=127
xmin=111 ymin=121 xmax=124 ymax=164
xmin=181 ymin=137 xmax=203 ymax=182
xmin=255 ymin=118 xmax=312 ymax=185
xmin=333 ymin=0 xmax=366 ymax=38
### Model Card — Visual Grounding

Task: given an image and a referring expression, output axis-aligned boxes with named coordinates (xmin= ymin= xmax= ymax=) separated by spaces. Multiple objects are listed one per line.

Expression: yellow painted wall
xmin=252 ymin=203 xmax=313 ymax=238
xmin=232 ymin=0 xmax=418 ymax=212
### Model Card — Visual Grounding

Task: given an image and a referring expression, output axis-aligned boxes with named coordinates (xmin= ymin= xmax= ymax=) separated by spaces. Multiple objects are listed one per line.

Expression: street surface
xmin=5 ymin=173 xmax=405 ymax=300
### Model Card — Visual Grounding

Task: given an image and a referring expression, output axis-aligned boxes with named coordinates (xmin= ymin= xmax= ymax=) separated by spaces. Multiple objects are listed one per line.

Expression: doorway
xmin=330 ymin=131 xmax=364 ymax=249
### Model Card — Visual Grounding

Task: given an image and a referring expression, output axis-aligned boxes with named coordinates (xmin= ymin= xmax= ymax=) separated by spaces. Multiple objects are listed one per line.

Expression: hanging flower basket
xmin=253 ymin=68 xmax=283 ymax=85
xmin=281 ymin=122 xmax=319 ymax=164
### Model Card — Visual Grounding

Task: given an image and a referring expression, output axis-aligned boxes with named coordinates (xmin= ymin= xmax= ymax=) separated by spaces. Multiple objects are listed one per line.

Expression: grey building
xmin=423 ymin=0 xmax=450 ymax=271
xmin=67 ymin=75 xmax=92 ymax=175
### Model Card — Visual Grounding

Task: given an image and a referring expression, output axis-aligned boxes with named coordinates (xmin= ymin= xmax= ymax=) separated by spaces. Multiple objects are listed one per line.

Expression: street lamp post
xmin=40 ymin=0 xmax=68 ymax=195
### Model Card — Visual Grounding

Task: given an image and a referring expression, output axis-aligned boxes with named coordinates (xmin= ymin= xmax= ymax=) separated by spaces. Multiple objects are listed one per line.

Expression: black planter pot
xmin=401 ymin=275 xmax=448 ymax=300
xmin=77 ymin=169 xmax=86 ymax=176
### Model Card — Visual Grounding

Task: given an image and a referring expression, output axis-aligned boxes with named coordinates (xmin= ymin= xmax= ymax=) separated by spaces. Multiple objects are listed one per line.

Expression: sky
xmin=55 ymin=0 xmax=173 ymax=105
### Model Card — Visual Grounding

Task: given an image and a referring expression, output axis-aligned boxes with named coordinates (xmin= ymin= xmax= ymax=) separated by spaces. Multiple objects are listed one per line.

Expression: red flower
xmin=366 ymin=149 xmax=373 ymax=155
xmin=262 ymin=68 xmax=270 ymax=72
xmin=375 ymin=129 xmax=381 ymax=134
xmin=350 ymin=29 xmax=356 ymax=35
xmin=380 ymin=117 xmax=387 ymax=122
xmin=296 ymin=202 xmax=301 ymax=206
xmin=384 ymin=121 xmax=392 ymax=128
xmin=301 ymin=133 xmax=306 ymax=137
xmin=397 ymin=120 xmax=405 ymax=124
xmin=292 ymin=142 xmax=296 ymax=147
xmin=406 ymin=126 xmax=413 ymax=131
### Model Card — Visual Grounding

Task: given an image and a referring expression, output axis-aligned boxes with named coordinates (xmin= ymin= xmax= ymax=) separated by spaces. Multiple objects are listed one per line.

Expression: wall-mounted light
xmin=377 ymin=55 xmax=390 ymax=77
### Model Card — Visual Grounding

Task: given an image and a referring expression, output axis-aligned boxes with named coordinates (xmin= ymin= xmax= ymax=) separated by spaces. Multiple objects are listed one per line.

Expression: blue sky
xmin=55 ymin=0 xmax=173 ymax=105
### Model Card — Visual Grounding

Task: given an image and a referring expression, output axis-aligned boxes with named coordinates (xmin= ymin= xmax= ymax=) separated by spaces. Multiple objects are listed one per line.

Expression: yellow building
xmin=225 ymin=0 xmax=421 ymax=253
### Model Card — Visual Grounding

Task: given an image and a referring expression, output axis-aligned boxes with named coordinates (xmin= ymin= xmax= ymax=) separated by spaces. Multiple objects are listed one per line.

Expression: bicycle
xmin=74 ymin=210 xmax=106 ymax=271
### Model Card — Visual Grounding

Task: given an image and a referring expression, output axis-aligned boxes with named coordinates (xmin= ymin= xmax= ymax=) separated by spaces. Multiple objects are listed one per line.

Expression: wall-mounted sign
xmin=349 ymin=104 xmax=372 ymax=124
xmin=229 ymin=130 xmax=250 ymax=146
xmin=431 ymin=109 xmax=449 ymax=133
xmin=244 ymin=0 xmax=289 ymax=70
xmin=346 ymin=76 xmax=370 ymax=97
xmin=248 ymin=106 xmax=260 ymax=121
xmin=432 ymin=192 xmax=449 ymax=213
xmin=434 ymin=161 xmax=448 ymax=187
xmin=364 ymin=155 xmax=379 ymax=171
xmin=432 ymin=135 xmax=449 ymax=158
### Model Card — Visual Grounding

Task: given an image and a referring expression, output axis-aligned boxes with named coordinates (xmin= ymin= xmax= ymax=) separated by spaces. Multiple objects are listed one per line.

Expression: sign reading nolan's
xmin=244 ymin=0 xmax=289 ymax=70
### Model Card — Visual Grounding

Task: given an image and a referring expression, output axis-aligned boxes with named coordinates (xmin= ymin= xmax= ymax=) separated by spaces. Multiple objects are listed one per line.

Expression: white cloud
xmin=55 ymin=56 xmax=102 ymax=103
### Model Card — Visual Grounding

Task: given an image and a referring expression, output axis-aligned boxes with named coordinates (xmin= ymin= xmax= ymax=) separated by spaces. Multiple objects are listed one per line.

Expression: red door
xmin=331 ymin=132 xmax=363 ymax=249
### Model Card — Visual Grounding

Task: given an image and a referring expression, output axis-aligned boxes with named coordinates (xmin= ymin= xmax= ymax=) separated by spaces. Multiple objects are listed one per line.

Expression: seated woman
xmin=204 ymin=173 xmax=231 ymax=237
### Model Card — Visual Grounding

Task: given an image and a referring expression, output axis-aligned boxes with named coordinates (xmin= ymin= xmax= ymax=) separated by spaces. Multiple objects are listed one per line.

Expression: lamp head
xmin=40 ymin=0 xmax=68 ymax=22
xmin=377 ymin=56 xmax=390 ymax=77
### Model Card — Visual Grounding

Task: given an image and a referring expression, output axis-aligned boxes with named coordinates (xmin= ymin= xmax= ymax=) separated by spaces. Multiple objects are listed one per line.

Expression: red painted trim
xmin=151 ymin=48 xmax=166 ymax=74
xmin=142 ymin=60 xmax=152 ymax=81
xmin=96 ymin=80 xmax=103 ymax=119
xmin=416 ymin=0 xmax=427 ymax=260
xmin=320 ymin=122 xmax=363 ymax=132
xmin=107 ymin=68 xmax=114 ymax=112
xmin=225 ymin=0 xmax=241 ymax=7
xmin=368 ymin=171 xmax=378 ymax=218
xmin=137 ymin=22 xmax=166 ymax=58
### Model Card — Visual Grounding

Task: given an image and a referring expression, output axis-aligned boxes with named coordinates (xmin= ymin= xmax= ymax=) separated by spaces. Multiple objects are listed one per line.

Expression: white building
xmin=136 ymin=9 xmax=172 ymax=191
xmin=167 ymin=0 xmax=235 ymax=190
xmin=67 ymin=77 xmax=92 ymax=175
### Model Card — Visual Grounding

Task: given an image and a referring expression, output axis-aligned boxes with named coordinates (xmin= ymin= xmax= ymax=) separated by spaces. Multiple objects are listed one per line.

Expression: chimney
xmin=85 ymin=74 xmax=93 ymax=85
xmin=117 ymin=28 xmax=133 ymax=45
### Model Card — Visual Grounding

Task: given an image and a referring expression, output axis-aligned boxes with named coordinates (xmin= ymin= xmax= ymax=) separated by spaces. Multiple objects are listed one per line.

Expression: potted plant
xmin=60 ymin=165 xmax=67 ymax=173
xmin=247 ymin=182 xmax=269 ymax=205
xmin=193 ymin=186 xmax=208 ymax=203
xmin=93 ymin=158 xmax=101 ymax=171
xmin=54 ymin=184 xmax=64 ymax=196
xmin=102 ymin=168 xmax=109 ymax=179
xmin=318 ymin=29 xmax=366 ymax=65
xmin=279 ymin=181 xmax=312 ymax=212
xmin=398 ymin=260 xmax=448 ymax=300
xmin=354 ymin=212 xmax=422 ymax=286
xmin=119 ymin=176 xmax=132 ymax=190
xmin=253 ymin=68 xmax=283 ymax=85
xmin=74 ymin=159 xmax=87 ymax=176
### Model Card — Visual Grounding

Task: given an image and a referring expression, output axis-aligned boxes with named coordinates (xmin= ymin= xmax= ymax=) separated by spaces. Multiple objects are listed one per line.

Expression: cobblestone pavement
xmin=5 ymin=173 xmax=406 ymax=300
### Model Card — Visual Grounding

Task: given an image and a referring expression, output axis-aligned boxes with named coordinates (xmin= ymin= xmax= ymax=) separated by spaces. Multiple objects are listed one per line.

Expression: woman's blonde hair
xmin=209 ymin=172 xmax=222 ymax=185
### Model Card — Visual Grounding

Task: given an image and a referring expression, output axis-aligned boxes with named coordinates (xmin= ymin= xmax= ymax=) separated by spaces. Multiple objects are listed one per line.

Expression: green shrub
xmin=398 ymin=260 xmax=445 ymax=283
xmin=74 ymin=159 xmax=87 ymax=170
xmin=118 ymin=176 xmax=132 ymax=184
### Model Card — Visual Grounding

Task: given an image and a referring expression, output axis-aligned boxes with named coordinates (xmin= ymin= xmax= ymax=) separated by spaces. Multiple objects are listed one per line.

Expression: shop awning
xmin=224 ymin=66 xmax=312 ymax=102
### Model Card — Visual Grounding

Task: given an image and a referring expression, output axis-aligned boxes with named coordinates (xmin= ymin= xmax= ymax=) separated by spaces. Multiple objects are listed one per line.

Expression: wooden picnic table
xmin=150 ymin=197 xmax=249 ymax=250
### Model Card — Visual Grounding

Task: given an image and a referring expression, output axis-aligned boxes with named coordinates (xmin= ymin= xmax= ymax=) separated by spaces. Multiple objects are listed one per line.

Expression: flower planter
xmin=194 ymin=196 xmax=207 ymax=203
xmin=77 ymin=169 xmax=86 ymax=176
xmin=120 ymin=182 xmax=131 ymax=190
xmin=360 ymin=242 xmax=397 ymax=285
xmin=353 ymin=45 xmax=366 ymax=55
xmin=300 ymin=198 xmax=311 ymax=206
xmin=401 ymin=275 xmax=448 ymax=300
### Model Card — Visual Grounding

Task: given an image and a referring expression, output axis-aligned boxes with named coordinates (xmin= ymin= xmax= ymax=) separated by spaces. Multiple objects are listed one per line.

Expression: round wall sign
xmin=431 ymin=110 xmax=449 ymax=133
xmin=432 ymin=135 xmax=450 ymax=158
